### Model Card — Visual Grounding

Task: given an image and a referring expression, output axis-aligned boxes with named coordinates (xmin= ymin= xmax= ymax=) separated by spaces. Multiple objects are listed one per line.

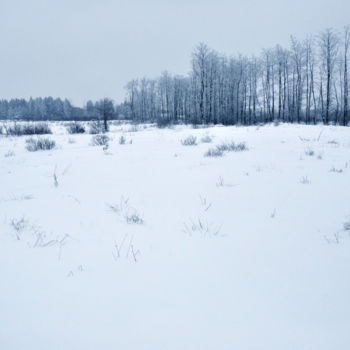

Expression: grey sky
xmin=0 ymin=0 xmax=349 ymax=106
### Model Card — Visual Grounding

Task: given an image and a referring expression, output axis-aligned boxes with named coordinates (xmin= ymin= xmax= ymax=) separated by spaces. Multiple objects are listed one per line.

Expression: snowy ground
xmin=1 ymin=122 xmax=350 ymax=350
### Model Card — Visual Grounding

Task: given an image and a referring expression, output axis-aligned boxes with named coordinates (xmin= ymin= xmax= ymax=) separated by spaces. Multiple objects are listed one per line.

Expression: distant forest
xmin=0 ymin=97 xmax=117 ymax=121
xmin=1 ymin=27 xmax=349 ymax=126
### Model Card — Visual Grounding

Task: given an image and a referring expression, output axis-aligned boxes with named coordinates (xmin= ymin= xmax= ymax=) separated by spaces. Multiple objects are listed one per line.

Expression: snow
xmin=1 ymin=122 xmax=350 ymax=349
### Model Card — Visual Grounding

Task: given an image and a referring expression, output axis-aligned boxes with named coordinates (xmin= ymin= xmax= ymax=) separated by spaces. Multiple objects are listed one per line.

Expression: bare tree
xmin=120 ymin=27 xmax=349 ymax=128
xmin=96 ymin=98 xmax=114 ymax=132
xmin=343 ymin=27 xmax=350 ymax=125
xmin=319 ymin=29 xmax=340 ymax=124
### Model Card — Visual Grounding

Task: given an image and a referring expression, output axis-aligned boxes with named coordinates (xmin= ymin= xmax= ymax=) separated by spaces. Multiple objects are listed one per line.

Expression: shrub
xmin=305 ymin=147 xmax=315 ymax=156
xmin=216 ymin=143 xmax=230 ymax=152
xmin=181 ymin=135 xmax=197 ymax=146
xmin=201 ymin=135 xmax=212 ymax=143
xmin=29 ymin=123 xmax=52 ymax=135
xmin=191 ymin=123 xmax=211 ymax=129
xmin=5 ymin=122 xmax=52 ymax=136
xmin=125 ymin=124 xmax=140 ymax=133
xmin=156 ymin=117 xmax=172 ymax=128
xmin=217 ymin=141 xmax=247 ymax=152
xmin=329 ymin=167 xmax=343 ymax=173
xmin=233 ymin=143 xmax=247 ymax=151
xmin=119 ymin=135 xmax=126 ymax=144
xmin=4 ymin=150 xmax=15 ymax=157
xmin=204 ymin=141 xmax=247 ymax=157
xmin=90 ymin=134 xmax=110 ymax=146
xmin=89 ymin=120 xmax=105 ymax=134
xmin=204 ymin=147 xmax=224 ymax=157
xmin=25 ymin=137 xmax=56 ymax=152
xmin=344 ymin=220 xmax=350 ymax=231
xmin=66 ymin=122 xmax=85 ymax=134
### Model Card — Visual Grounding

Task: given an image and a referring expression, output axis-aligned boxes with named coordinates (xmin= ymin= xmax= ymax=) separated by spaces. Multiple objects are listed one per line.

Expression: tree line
xmin=0 ymin=97 xmax=116 ymax=121
xmin=123 ymin=27 xmax=350 ymax=126
xmin=1 ymin=27 xmax=349 ymax=127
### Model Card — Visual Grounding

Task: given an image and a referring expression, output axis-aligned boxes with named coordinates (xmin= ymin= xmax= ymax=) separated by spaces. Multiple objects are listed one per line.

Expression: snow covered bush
xmin=127 ymin=124 xmax=141 ymax=132
xmin=304 ymin=147 xmax=315 ymax=156
xmin=90 ymin=134 xmax=110 ymax=146
xmin=204 ymin=147 xmax=224 ymax=157
xmin=201 ymin=135 xmax=212 ymax=143
xmin=216 ymin=141 xmax=247 ymax=152
xmin=66 ymin=122 xmax=85 ymax=134
xmin=4 ymin=150 xmax=15 ymax=157
xmin=343 ymin=219 xmax=350 ymax=231
xmin=156 ymin=117 xmax=172 ymax=128
xmin=89 ymin=120 xmax=105 ymax=134
xmin=181 ymin=135 xmax=197 ymax=146
xmin=329 ymin=167 xmax=343 ymax=173
xmin=205 ymin=141 xmax=247 ymax=157
xmin=25 ymin=137 xmax=56 ymax=152
xmin=231 ymin=142 xmax=247 ymax=151
xmin=5 ymin=123 xmax=52 ymax=136
xmin=119 ymin=135 xmax=126 ymax=144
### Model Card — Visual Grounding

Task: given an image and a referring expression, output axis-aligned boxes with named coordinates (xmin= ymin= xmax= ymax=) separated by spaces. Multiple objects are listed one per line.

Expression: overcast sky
xmin=0 ymin=0 xmax=349 ymax=106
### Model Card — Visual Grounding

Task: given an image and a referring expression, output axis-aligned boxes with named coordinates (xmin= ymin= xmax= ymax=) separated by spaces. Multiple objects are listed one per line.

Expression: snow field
xmin=0 ymin=122 xmax=350 ymax=349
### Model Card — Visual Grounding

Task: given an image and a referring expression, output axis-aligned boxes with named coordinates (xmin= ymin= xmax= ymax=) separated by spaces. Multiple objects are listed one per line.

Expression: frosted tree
xmin=319 ymin=29 xmax=340 ymax=123
xmin=343 ymin=27 xmax=350 ymax=125
xmin=96 ymin=98 xmax=114 ymax=132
